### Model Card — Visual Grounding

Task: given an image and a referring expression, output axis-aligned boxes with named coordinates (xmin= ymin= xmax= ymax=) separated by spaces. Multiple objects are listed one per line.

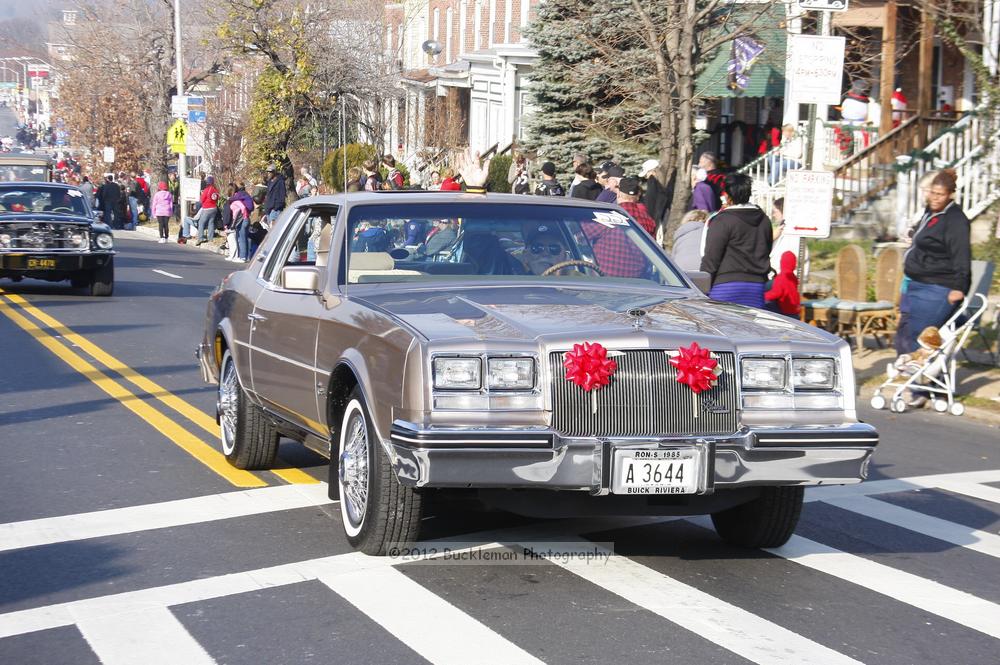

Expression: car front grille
xmin=548 ymin=349 xmax=739 ymax=438
xmin=0 ymin=223 xmax=88 ymax=250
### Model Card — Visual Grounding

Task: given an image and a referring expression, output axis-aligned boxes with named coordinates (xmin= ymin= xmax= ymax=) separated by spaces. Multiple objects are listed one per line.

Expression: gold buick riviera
xmin=197 ymin=192 xmax=878 ymax=555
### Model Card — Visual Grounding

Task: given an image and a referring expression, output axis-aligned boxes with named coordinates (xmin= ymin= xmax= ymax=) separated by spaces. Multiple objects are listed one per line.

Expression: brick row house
xmin=385 ymin=0 xmax=539 ymax=166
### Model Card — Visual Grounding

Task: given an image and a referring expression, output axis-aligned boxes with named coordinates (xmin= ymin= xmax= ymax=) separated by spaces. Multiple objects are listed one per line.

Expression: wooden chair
xmin=841 ymin=246 xmax=903 ymax=351
xmin=960 ymin=260 xmax=996 ymax=363
xmin=802 ymin=244 xmax=867 ymax=332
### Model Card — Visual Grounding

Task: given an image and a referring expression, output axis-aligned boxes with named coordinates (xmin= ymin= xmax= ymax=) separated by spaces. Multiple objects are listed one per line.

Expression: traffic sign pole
xmin=174 ymin=0 xmax=188 ymax=221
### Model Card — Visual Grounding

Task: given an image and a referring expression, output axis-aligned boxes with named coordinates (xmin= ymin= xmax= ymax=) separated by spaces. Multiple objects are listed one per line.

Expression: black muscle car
xmin=0 ymin=182 xmax=115 ymax=296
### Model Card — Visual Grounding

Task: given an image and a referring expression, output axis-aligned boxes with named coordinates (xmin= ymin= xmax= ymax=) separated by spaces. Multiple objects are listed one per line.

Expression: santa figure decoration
xmin=891 ymin=88 xmax=908 ymax=128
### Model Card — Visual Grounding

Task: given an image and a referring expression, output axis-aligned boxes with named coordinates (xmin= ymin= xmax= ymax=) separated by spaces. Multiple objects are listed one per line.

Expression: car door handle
xmin=247 ymin=313 xmax=267 ymax=322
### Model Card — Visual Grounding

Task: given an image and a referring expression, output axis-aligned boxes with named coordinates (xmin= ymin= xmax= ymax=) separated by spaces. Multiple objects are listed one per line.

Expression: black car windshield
xmin=0 ymin=186 xmax=88 ymax=217
xmin=346 ymin=203 xmax=686 ymax=287
xmin=0 ymin=164 xmax=49 ymax=182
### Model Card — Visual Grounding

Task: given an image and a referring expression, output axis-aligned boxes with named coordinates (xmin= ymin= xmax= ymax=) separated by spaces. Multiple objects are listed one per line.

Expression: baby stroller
xmin=870 ymin=293 xmax=989 ymax=415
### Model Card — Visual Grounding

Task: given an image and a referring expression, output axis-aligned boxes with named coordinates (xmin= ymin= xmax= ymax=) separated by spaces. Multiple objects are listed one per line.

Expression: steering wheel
xmin=541 ymin=259 xmax=604 ymax=277
xmin=51 ymin=206 xmax=73 ymax=213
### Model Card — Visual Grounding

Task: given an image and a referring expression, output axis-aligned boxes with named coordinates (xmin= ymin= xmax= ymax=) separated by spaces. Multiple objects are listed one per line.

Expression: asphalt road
xmin=1 ymin=232 xmax=999 ymax=664
xmin=0 ymin=106 xmax=18 ymax=140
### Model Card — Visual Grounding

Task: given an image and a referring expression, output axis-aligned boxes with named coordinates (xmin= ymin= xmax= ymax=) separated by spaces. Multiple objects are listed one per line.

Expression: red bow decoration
xmin=668 ymin=342 xmax=721 ymax=394
xmin=564 ymin=342 xmax=617 ymax=392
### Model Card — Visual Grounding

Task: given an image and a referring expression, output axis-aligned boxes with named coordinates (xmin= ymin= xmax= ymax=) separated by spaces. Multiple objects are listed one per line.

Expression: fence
xmin=895 ymin=110 xmax=1000 ymax=237
xmin=831 ymin=115 xmax=953 ymax=223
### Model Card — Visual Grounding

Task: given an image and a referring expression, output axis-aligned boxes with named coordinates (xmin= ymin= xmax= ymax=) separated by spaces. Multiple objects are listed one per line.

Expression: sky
xmin=0 ymin=0 xmax=51 ymax=20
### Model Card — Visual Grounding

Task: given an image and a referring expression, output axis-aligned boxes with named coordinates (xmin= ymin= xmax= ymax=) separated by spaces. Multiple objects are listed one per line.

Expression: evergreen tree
xmin=527 ymin=0 xmax=779 ymax=239
xmin=523 ymin=0 xmax=614 ymax=177
xmin=524 ymin=0 xmax=660 ymax=179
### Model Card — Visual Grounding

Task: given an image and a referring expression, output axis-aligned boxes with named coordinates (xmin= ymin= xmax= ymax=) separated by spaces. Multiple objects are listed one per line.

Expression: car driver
xmin=522 ymin=227 xmax=571 ymax=275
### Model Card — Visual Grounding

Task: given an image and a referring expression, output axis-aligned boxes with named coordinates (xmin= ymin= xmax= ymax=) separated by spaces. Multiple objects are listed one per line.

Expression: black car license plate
xmin=28 ymin=258 xmax=56 ymax=270
xmin=27 ymin=258 xmax=57 ymax=269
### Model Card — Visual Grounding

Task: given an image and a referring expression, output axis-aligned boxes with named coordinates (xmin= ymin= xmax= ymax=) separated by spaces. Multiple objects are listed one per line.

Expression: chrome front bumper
xmin=386 ymin=421 xmax=878 ymax=494
xmin=196 ymin=342 xmax=216 ymax=384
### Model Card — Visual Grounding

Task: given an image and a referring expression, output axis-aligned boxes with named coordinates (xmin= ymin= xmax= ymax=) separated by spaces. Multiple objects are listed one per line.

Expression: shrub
xmin=487 ymin=155 xmax=513 ymax=193
xmin=321 ymin=143 xmax=378 ymax=192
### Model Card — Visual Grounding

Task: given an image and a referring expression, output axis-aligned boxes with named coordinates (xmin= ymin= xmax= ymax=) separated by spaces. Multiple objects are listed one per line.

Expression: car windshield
xmin=346 ymin=202 xmax=686 ymax=287
xmin=0 ymin=164 xmax=50 ymax=182
xmin=0 ymin=186 xmax=87 ymax=217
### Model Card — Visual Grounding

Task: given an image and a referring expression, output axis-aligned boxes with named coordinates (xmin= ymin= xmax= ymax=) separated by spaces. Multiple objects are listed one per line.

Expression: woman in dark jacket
xmin=699 ymin=173 xmax=773 ymax=307
xmin=569 ymin=164 xmax=603 ymax=201
xmin=897 ymin=168 xmax=971 ymax=355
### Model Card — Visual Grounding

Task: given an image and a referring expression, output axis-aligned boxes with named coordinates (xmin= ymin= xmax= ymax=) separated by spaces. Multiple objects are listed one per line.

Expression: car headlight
xmin=95 ymin=233 xmax=113 ymax=250
xmin=487 ymin=357 xmax=534 ymax=390
xmin=741 ymin=358 xmax=787 ymax=390
xmin=0 ymin=233 xmax=10 ymax=248
xmin=69 ymin=232 xmax=88 ymax=247
xmin=433 ymin=357 xmax=481 ymax=390
xmin=792 ymin=358 xmax=836 ymax=390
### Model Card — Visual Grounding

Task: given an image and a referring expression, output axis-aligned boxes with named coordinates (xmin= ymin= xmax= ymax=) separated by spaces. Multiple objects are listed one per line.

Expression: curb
xmin=118 ymin=223 xmax=227 ymax=254
xmin=859 ymin=384 xmax=1000 ymax=426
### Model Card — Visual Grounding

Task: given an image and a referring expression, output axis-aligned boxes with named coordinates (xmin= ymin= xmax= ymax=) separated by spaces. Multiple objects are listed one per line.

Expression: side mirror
xmin=686 ymin=270 xmax=711 ymax=295
xmin=280 ymin=265 xmax=321 ymax=293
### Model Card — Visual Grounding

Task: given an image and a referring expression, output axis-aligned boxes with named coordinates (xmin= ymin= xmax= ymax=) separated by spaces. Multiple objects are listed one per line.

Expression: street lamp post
xmin=174 ymin=0 xmax=188 ymax=216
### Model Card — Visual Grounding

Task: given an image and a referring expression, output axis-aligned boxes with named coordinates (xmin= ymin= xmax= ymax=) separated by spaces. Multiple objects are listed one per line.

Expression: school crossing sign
xmin=167 ymin=119 xmax=188 ymax=154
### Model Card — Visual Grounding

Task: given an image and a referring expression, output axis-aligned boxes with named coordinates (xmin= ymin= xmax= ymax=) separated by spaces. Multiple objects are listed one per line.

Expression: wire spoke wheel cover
xmin=339 ymin=400 xmax=370 ymax=536
xmin=219 ymin=355 xmax=239 ymax=456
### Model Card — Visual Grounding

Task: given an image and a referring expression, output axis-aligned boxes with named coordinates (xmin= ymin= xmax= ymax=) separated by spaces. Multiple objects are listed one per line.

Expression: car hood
xmin=353 ymin=285 xmax=832 ymax=345
xmin=0 ymin=213 xmax=93 ymax=225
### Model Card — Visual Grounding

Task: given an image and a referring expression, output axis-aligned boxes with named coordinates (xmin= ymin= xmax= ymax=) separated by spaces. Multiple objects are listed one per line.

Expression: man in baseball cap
xmin=616 ymin=176 xmax=656 ymax=234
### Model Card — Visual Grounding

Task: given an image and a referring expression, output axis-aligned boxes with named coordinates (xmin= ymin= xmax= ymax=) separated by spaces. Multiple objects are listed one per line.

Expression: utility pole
xmin=174 ymin=0 xmax=187 ymax=215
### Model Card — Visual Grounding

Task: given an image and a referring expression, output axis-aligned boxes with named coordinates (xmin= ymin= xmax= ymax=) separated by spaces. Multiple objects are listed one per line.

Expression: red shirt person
xmin=765 ymin=250 xmax=801 ymax=317
xmin=616 ymin=176 xmax=656 ymax=235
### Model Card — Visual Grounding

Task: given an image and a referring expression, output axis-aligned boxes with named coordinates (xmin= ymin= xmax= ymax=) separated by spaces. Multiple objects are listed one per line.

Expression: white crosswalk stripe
xmin=76 ymin=607 xmax=215 ymax=665
xmin=934 ymin=480 xmax=1000 ymax=505
xmin=0 ymin=483 xmax=334 ymax=552
xmin=824 ymin=494 xmax=1000 ymax=559
xmin=319 ymin=566 xmax=544 ymax=665
xmin=683 ymin=516 xmax=1000 ymax=640
xmin=1 ymin=469 xmax=999 ymax=664
xmin=514 ymin=538 xmax=864 ymax=665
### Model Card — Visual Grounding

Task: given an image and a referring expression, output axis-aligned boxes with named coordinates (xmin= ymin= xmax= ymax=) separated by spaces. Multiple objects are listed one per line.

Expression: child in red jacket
xmin=765 ymin=250 xmax=801 ymax=317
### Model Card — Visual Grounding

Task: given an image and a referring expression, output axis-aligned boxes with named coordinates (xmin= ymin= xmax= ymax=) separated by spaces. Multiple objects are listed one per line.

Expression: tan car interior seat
xmin=315 ymin=222 xmax=334 ymax=267
xmin=347 ymin=251 xmax=422 ymax=282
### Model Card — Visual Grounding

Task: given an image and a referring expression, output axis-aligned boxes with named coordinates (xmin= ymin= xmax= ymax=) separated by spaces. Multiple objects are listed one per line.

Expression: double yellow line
xmin=0 ymin=290 xmax=318 ymax=487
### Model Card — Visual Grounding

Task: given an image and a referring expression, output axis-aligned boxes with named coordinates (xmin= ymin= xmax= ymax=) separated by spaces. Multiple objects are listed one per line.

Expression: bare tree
xmin=213 ymin=0 xmax=402 ymax=188
xmin=56 ymin=0 xmax=222 ymax=183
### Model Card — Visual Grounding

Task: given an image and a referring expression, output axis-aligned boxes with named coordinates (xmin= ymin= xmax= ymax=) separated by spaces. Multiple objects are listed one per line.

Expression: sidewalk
xmin=127 ymin=219 xmax=228 ymax=255
xmin=853 ymin=343 xmax=1000 ymax=424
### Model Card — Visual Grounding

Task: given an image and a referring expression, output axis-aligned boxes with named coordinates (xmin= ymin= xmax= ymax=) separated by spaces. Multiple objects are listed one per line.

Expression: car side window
xmin=261 ymin=210 xmax=309 ymax=284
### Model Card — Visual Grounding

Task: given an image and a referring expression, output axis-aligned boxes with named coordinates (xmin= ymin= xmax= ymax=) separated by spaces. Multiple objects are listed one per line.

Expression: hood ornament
xmin=626 ymin=308 xmax=648 ymax=331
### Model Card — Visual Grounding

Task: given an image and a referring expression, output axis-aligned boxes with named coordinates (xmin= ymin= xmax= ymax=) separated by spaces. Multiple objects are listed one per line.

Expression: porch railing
xmin=820 ymin=121 xmax=879 ymax=166
xmin=831 ymin=115 xmax=954 ymax=222
xmin=738 ymin=125 xmax=806 ymax=211
xmin=895 ymin=110 xmax=1000 ymax=236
